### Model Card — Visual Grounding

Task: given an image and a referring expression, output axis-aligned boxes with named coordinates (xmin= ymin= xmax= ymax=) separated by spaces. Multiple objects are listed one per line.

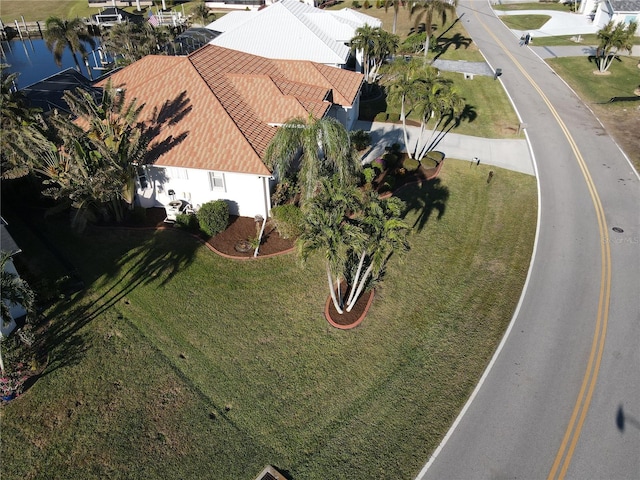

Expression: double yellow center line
xmin=470 ymin=9 xmax=613 ymax=480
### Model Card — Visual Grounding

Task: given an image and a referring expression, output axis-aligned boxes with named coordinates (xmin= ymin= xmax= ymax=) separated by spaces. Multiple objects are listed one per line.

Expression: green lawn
xmin=1 ymin=160 xmax=537 ymax=479
xmin=0 ymin=0 xmax=97 ymax=22
xmin=499 ymin=14 xmax=551 ymax=31
xmin=493 ymin=2 xmax=574 ymax=11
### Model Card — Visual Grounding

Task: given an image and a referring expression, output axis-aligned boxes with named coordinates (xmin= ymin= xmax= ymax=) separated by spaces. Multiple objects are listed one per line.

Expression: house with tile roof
xmin=205 ymin=0 xmax=382 ymax=70
xmin=97 ymin=44 xmax=363 ymax=219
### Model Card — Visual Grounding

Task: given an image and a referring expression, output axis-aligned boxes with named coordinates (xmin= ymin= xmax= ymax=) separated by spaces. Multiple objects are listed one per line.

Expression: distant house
xmin=580 ymin=0 xmax=640 ymax=30
xmin=97 ymin=44 xmax=364 ymax=219
xmin=205 ymin=0 xmax=382 ymax=71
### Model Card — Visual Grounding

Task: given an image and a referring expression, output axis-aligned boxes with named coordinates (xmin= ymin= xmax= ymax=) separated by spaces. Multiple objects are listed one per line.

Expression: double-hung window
xmin=209 ymin=172 xmax=225 ymax=190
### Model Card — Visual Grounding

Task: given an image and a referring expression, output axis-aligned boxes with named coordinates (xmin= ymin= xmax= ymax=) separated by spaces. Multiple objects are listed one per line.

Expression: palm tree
xmin=410 ymin=0 xmax=458 ymax=59
xmin=345 ymin=193 xmax=409 ymax=312
xmin=384 ymin=0 xmax=404 ymax=35
xmin=1 ymin=251 xmax=36 ymax=374
xmin=44 ymin=17 xmax=96 ymax=79
xmin=386 ymin=59 xmax=426 ymax=158
xmin=419 ymin=83 xmax=465 ymax=156
xmin=297 ymin=178 xmax=365 ymax=314
xmin=190 ymin=1 xmax=215 ymax=26
xmin=351 ymin=26 xmax=399 ymax=87
xmin=595 ymin=21 xmax=638 ymax=73
xmin=53 ymin=80 xmax=149 ymax=222
xmin=103 ymin=21 xmax=165 ymax=66
xmin=263 ymin=115 xmax=361 ymax=202
xmin=350 ymin=24 xmax=377 ymax=84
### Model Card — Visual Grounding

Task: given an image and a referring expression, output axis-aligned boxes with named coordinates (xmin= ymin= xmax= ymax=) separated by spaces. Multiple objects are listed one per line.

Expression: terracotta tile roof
xmin=96 ymin=45 xmax=363 ymax=175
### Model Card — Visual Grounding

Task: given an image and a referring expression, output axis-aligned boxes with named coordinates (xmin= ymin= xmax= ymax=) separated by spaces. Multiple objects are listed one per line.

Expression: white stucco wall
xmin=136 ymin=166 xmax=273 ymax=219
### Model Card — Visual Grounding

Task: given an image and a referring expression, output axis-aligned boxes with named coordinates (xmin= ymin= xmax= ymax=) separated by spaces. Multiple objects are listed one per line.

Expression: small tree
xmin=198 ymin=200 xmax=229 ymax=236
xmin=595 ymin=21 xmax=638 ymax=73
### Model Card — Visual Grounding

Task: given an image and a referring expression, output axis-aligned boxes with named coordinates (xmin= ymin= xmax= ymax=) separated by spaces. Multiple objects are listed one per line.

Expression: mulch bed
xmin=326 ymin=288 xmax=374 ymax=328
xmin=206 ymin=216 xmax=294 ymax=258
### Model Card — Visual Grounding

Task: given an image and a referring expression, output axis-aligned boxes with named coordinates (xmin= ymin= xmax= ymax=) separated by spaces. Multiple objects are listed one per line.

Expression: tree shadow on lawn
xmin=397 ymin=177 xmax=450 ymax=233
xmin=41 ymin=228 xmax=201 ymax=375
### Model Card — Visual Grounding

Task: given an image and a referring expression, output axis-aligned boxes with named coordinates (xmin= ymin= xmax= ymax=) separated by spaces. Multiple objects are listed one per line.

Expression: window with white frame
xmin=209 ymin=172 xmax=225 ymax=190
xmin=136 ymin=166 xmax=148 ymax=189
xmin=171 ymin=168 xmax=189 ymax=180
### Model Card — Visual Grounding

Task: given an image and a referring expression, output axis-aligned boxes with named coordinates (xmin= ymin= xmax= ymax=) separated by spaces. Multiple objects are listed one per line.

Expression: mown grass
xmin=1 ymin=160 xmax=537 ymax=479
xmin=0 ymin=1 xmax=97 ymax=22
xmin=493 ymin=2 xmax=574 ymax=11
xmin=499 ymin=14 xmax=551 ymax=31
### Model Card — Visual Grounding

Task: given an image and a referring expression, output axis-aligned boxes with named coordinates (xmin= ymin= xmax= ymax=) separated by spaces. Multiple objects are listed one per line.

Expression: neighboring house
xmin=0 ymin=218 xmax=26 ymax=339
xmin=205 ymin=0 xmax=382 ymax=70
xmin=580 ymin=0 xmax=640 ymax=30
xmin=92 ymin=6 xmax=145 ymax=27
xmin=97 ymin=44 xmax=363 ymax=219
xmin=88 ymin=0 xmax=151 ymax=8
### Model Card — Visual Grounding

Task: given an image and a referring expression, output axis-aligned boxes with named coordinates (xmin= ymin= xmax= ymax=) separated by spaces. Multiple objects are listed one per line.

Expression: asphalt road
xmin=417 ymin=2 xmax=640 ymax=479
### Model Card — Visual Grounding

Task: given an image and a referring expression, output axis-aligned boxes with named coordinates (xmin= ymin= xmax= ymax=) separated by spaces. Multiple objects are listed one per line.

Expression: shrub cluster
xmin=175 ymin=213 xmax=200 ymax=231
xmin=197 ymin=200 xmax=229 ymax=236
xmin=270 ymin=204 xmax=304 ymax=239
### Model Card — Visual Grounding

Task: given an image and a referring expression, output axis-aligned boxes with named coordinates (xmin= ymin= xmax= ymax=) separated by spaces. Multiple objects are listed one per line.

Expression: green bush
xmin=363 ymin=0 xmax=370 ymax=8
xmin=387 ymin=112 xmax=401 ymax=123
xmin=349 ymin=129 xmax=372 ymax=151
xmin=374 ymin=112 xmax=388 ymax=122
xmin=197 ymin=200 xmax=229 ymax=237
xmin=176 ymin=213 xmax=200 ymax=231
xmin=362 ymin=166 xmax=377 ymax=186
xmin=352 ymin=0 xmax=361 ymax=8
xmin=403 ymin=157 xmax=420 ymax=172
xmin=270 ymin=204 xmax=304 ymax=239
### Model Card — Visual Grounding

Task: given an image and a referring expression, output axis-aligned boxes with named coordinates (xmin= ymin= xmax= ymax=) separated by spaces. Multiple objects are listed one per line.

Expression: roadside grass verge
xmin=547 ymin=55 xmax=640 ymax=170
xmin=1 ymin=160 xmax=537 ymax=479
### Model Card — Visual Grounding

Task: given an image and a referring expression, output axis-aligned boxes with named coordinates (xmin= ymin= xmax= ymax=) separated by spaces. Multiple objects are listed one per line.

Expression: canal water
xmin=1 ymin=37 xmax=108 ymax=89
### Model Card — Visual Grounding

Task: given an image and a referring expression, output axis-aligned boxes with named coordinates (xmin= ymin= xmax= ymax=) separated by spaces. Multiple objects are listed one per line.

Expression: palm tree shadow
xmin=433 ymin=33 xmax=473 ymax=61
xmin=397 ymin=178 xmax=450 ymax=232
xmin=41 ymin=227 xmax=201 ymax=375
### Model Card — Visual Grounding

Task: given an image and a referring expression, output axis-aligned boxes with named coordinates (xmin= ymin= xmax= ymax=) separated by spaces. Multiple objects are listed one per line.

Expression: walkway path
xmin=353 ymin=120 xmax=535 ymax=176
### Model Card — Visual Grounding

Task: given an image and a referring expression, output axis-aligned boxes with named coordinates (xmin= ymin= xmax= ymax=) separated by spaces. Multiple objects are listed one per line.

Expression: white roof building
xmin=206 ymin=0 xmax=382 ymax=68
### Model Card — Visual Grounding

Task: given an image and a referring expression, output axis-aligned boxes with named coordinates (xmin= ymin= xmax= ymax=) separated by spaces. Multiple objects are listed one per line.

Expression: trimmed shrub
xmin=352 ymin=0 xmax=361 ymax=8
xmin=363 ymin=0 xmax=371 ymax=8
xmin=270 ymin=204 xmax=304 ymax=239
xmin=350 ymin=129 xmax=372 ymax=151
xmin=374 ymin=112 xmax=388 ymax=122
xmin=176 ymin=213 xmax=200 ymax=231
xmin=403 ymin=157 xmax=420 ymax=172
xmin=197 ymin=200 xmax=229 ymax=236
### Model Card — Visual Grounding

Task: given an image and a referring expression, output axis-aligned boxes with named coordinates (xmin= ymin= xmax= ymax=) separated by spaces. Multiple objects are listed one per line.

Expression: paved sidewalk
xmin=353 ymin=120 xmax=535 ymax=176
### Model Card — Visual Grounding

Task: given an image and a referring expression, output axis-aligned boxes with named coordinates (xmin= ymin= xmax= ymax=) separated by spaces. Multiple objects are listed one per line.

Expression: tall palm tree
xmin=350 ymin=24 xmax=377 ymax=84
xmin=386 ymin=59 xmax=425 ymax=158
xmin=419 ymin=83 xmax=465 ymax=156
xmin=351 ymin=26 xmax=399 ymax=87
xmin=44 ymin=17 xmax=96 ymax=79
xmin=1 ymin=251 xmax=36 ymax=374
xmin=345 ymin=193 xmax=409 ymax=312
xmin=263 ymin=115 xmax=361 ymax=202
xmin=384 ymin=0 xmax=403 ymax=35
xmin=297 ymin=178 xmax=365 ymax=314
xmin=410 ymin=0 xmax=458 ymax=58
xmin=596 ymin=21 xmax=638 ymax=73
